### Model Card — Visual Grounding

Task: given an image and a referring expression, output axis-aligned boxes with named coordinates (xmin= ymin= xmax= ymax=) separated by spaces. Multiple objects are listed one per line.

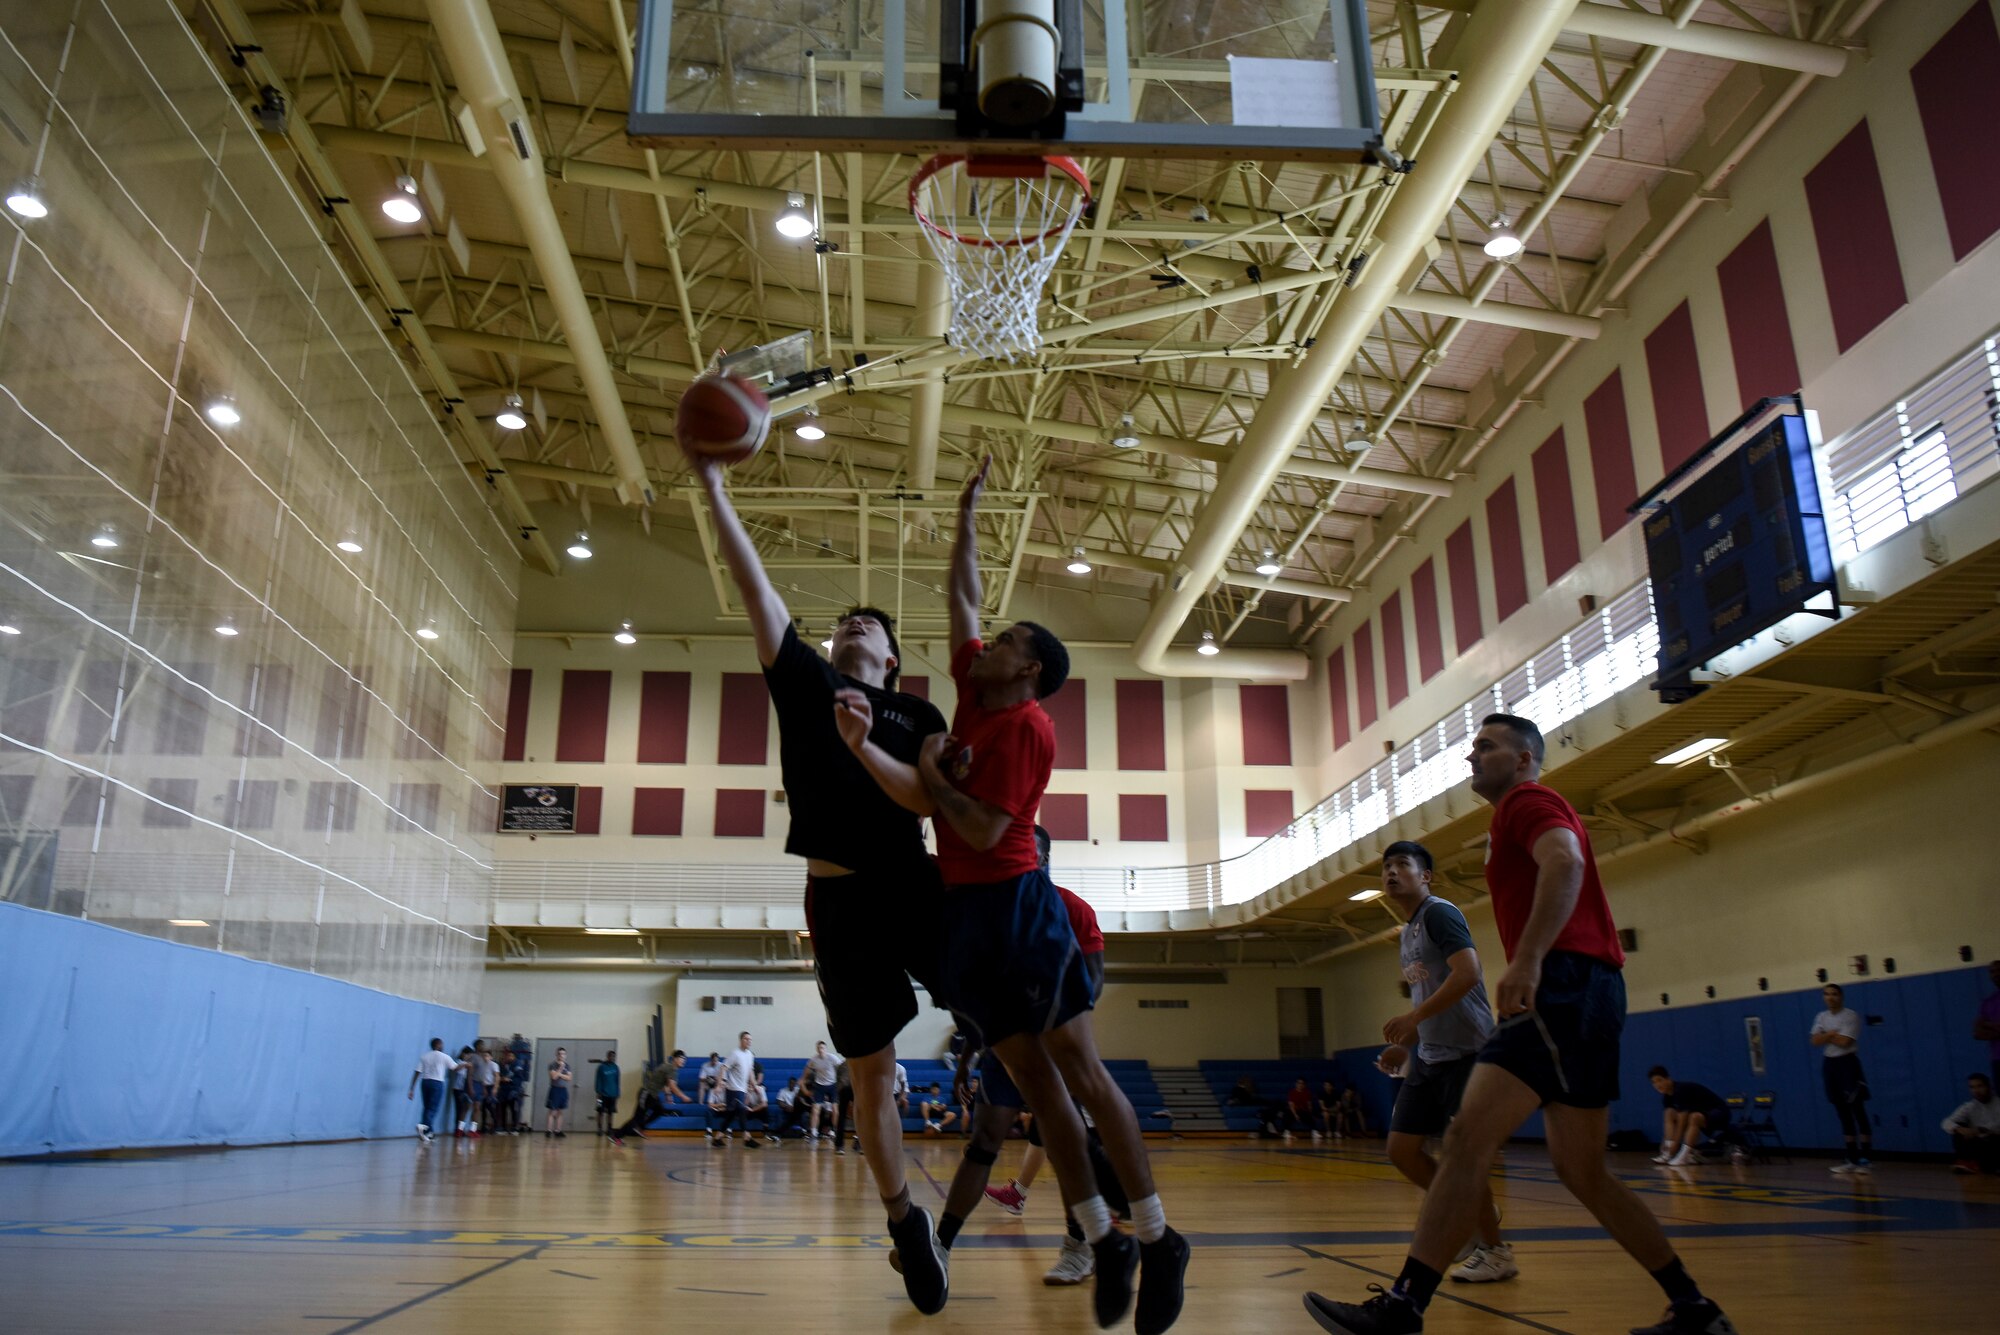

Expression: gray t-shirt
xmin=1811 ymin=1007 xmax=1862 ymax=1059
xmin=1399 ymin=896 xmax=1496 ymax=1063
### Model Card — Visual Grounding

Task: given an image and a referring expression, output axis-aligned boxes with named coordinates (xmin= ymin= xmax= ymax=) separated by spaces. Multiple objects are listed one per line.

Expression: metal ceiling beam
xmin=1020 ymin=541 xmax=1355 ymax=603
xmin=1420 ymin=0 xmax=1853 ymax=77
xmin=424 ymin=0 xmax=653 ymax=506
xmin=1132 ymin=0 xmax=1584 ymax=680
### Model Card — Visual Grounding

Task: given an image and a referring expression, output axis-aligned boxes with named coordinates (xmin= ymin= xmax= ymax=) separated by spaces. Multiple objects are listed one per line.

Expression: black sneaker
xmin=1303 ymin=1286 xmax=1424 ymax=1334
xmin=742 ymin=1137 xmax=761 ymax=1149
xmin=1134 ymin=1227 xmax=1190 ymax=1334
xmin=1091 ymin=1230 xmax=1138 ymax=1328
xmin=889 ymin=1205 xmax=949 ymax=1315
xmin=1629 ymin=1300 xmax=1740 ymax=1334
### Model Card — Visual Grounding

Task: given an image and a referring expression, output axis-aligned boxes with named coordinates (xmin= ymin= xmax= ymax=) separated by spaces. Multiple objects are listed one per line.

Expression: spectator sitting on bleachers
xmin=893 ymin=1061 xmax=911 ymax=1117
xmin=919 ymin=1083 xmax=958 ymax=1135
xmin=1647 ymin=1066 xmax=1732 ymax=1166
xmin=1333 ymin=1084 xmax=1367 ymax=1138
xmin=1226 ymin=1075 xmax=1261 ymax=1108
xmin=746 ymin=1066 xmax=780 ymax=1143
xmin=774 ymin=1077 xmax=810 ymax=1137
xmin=1318 ymin=1080 xmax=1344 ymax=1139
xmin=1284 ymin=1078 xmax=1318 ymax=1140
xmin=1944 ymin=1072 xmax=2000 ymax=1174
xmin=698 ymin=1052 xmax=723 ymax=1103
xmin=702 ymin=1075 xmax=728 ymax=1137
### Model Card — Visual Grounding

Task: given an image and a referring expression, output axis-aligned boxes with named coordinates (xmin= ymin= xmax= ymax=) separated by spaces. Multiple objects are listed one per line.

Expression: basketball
xmin=676 ymin=373 xmax=772 ymax=465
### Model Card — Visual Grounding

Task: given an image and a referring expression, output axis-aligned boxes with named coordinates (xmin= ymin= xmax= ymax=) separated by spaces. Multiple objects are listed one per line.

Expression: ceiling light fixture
xmin=582 ymin=927 xmax=641 ymax=936
xmin=381 ymin=173 xmax=423 ymax=224
xmin=1482 ymin=219 xmax=1524 ymax=260
xmin=89 ymin=526 xmax=119 ymax=550
xmin=1197 ymin=630 xmax=1220 ymax=656
xmin=774 ymin=191 xmax=814 ymax=240
xmin=1343 ymin=419 xmax=1371 ymax=452
xmin=416 ymin=619 xmax=440 ymax=641
xmin=566 ymin=532 xmax=592 ymax=559
xmin=1110 ymin=413 xmax=1141 ymax=449
xmin=335 ymin=531 xmax=364 ymax=554
xmin=1348 ymin=887 xmax=1384 ymax=902
xmin=1654 ymin=737 xmax=1729 ymax=766
xmin=204 ymin=396 xmax=241 ymax=427
xmin=495 ymin=393 xmax=527 ymax=431
xmin=1255 ymin=548 xmax=1282 ymax=577
xmin=5 ymin=175 xmax=48 ymax=219
xmin=614 ymin=620 xmax=637 ymax=645
xmin=1066 ymin=545 xmax=1092 ymax=575
xmin=0 ymin=621 xmax=20 ymax=636
xmin=794 ymin=411 xmax=826 ymax=441
xmin=214 ymin=616 xmax=240 ymax=637
xmin=168 ymin=918 xmax=210 ymax=927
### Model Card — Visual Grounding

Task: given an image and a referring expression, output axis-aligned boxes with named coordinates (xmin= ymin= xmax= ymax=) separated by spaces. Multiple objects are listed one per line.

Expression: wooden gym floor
xmin=3 ymin=1133 xmax=1994 ymax=1332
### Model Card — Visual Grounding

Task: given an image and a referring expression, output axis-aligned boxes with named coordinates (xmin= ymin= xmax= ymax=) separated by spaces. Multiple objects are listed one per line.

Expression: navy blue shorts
xmin=978 ymin=1046 xmax=1026 ymax=1110
xmin=937 ymin=869 xmax=1092 ymax=1048
xmin=805 ymin=859 xmax=946 ymax=1058
xmin=1476 ymin=950 xmax=1626 ymax=1109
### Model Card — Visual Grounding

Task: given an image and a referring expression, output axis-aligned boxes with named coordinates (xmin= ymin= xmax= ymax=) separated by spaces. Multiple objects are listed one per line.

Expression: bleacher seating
xmin=1198 ymin=1059 xmax=1364 ymax=1135
xmin=639 ymin=1057 xmax=1170 ymax=1134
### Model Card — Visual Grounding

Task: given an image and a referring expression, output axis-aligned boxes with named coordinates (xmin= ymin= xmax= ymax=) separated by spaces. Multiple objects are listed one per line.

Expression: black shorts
xmin=805 ymin=859 xmax=946 ymax=1057
xmin=1476 ymin=950 xmax=1625 ymax=1109
xmin=938 ymin=869 xmax=1092 ymax=1048
xmin=596 ymin=1096 xmax=618 ymax=1115
xmin=1390 ymin=1053 xmax=1479 ymax=1137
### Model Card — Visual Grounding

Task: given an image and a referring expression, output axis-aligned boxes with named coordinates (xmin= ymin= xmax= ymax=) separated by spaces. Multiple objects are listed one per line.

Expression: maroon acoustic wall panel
xmin=1532 ymin=430 xmax=1582 ymax=583
xmin=1239 ymin=684 xmax=1292 ymax=766
xmin=574 ymin=785 xmax=604 ymax=836
xmin=1380 ymin=594 xmax=1409 ymax=708
xmin=1913 ymin=4 xmax=2000 ymax=261
xmin=1327 ymin=646 xmax=1352 ymax=750
xmin=1354 ymin=621 xmax=1378 ymax=731
xmin=1039 ymin=792 xmax=1089 ymax=841
xmin=237 ymin=663 xmax=292 ymax=759
xmin=713 ymin=788 xmax=765 ymax=837
xmin=502 ymin=668 xmax=531 ymax=763
xmin=1116 ymin=680 xmax=1167 ymax=770
xmin=1119 ymin=793 xmax=1169 ymax=843
xmin=631 ymin=787 xmax=683 ymax=836
xmin=1804 ymin=120 xmax=1907 ymax=353
xmin=902 ymin=675 xmax=929 ymax=701
xmin=1584 ymin=372 xmax=1639 ymax=541
xmin=1040 ymin=677 xmax=1088 ymax=769
xmin=1717 ymin=220 xmax=1802 ymax=408
xmin=637 ymin=671 xmax=690 ymax=764
xmin=716 ymin=673 xmax=770 ymax=765
xmin=555 ymin=669 xmax=611 ymax=763
xmin=1646 ymin=302 xmax=1711 ymax=474
xmin=1410 ymin=560 xmax=1444 ymax=684
xmin=1244 ymin=789 xmax=1296 ymax=839
xmin=1444 ymin=521 xmax=1482 ymax=654
xmin=1485 ymin=479 xmax=1529 ymax=621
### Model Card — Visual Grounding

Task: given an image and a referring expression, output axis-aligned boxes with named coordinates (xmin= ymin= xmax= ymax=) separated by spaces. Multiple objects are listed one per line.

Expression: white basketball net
xmin=912 ymin=157 xmax=1089 ymax=363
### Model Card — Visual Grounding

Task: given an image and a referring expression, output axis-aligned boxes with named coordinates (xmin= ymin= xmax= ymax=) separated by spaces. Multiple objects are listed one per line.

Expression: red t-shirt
xmin=1483 ymin=781 xmax=1625 ymax=969
xmin=936 ymin=639 xmax=1055 ymax=884
xmin=1056 ymin=885 xmax=1104 ymax=955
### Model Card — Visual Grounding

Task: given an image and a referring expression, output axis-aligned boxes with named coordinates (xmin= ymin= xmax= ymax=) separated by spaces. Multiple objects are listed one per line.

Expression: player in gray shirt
xmin=1377 ymin=841 xmax=1516 ymax=1285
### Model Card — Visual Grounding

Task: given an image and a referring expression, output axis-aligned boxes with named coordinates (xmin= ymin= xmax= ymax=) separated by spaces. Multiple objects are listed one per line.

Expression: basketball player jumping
xmin=1305 ymin=715 xmax=1738 ymax=1335
xmin=686 ymin=448 xmax=953 ymax=1314
xmin=841 ymin=456 xmax=1189 ymax=1333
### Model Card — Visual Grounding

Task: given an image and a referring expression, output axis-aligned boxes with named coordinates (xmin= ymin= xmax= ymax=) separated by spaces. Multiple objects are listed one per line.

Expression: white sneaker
xmin=1044 ymin=1236 xmax=1094 ymax=1286
xmin=1451 ymin=1235 xmax=1480 ymax=1265
xmin=1449 ymin=1243 xmax=1519 ymax=1283
xmin=1830 ymin=1161 xmax=1857 ymax=1174
xmin=1652 ymin=1149 xmax=1673 ymax=1164
xmin=1668 ymin=1144 xmax=1698 ymax=1166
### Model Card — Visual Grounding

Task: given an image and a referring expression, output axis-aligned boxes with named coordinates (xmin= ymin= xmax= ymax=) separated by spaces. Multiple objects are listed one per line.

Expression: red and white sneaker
xmin=984 ymin=1181 xmax=1027 ymax=1216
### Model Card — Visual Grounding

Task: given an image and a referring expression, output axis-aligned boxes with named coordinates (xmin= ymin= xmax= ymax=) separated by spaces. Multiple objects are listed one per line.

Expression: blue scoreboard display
xmin=1636 ymin=398 xmax=1838 ymax=701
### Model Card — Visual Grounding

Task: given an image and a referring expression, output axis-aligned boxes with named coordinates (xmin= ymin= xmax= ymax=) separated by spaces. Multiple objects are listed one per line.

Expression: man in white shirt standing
xmin=893 ymin=1062 xmax=911 ymax=1119
xmin=713 ymin=1031 xmax=762 ymax=1149
xmin=1810 ymin=983 xmax=1871 ymax=1173
xmin=406 ymin=1039 xmax=456 ymax=1144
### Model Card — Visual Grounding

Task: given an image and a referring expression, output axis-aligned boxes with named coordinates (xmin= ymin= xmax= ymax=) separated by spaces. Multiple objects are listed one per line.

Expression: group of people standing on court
xmin=407 ymin=1035 xmax=604 ymax=1142
xmin=689 ymin=442 xmax=1188 ymax=1332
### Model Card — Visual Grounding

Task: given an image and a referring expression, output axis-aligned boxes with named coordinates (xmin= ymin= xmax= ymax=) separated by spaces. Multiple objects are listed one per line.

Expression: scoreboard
xmin=1637 ymin=398 xmax=1837 ymax=701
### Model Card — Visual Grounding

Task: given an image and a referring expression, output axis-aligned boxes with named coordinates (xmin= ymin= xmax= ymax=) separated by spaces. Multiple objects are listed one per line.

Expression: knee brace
xmin=962 ymin=1142 xmax=999 ymax=1168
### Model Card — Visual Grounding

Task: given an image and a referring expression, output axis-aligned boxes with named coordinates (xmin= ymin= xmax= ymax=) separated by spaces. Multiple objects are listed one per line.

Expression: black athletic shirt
xmin=762 ymin=623 xmax=946 ymax=872
xmin=1661 ymin=1080 xmax=1725 ymax=1114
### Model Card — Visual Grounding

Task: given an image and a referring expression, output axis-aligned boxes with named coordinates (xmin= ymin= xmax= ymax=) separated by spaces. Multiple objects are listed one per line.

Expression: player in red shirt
xmin=841 ymin=458 xmax=1187 ymax=1333
xmin=1307 ymin=715 xmax=1737 ymax=1335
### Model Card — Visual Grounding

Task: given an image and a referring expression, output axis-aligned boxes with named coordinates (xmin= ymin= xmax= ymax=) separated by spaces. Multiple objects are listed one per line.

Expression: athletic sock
xmin=1391 ymin=1257 xmax=1443 ymax=1312
xmin=1073 ymin=1194 xmax=1115 ymax=1244
xmin=1129 ymin=1193 xmax=1167 ymax=1244
xmin=937 ymin=1212 xmax=964 ymax=1248
xmin=884 ymin=1186 xmax=912 ymax=1227
xmin=1650 ymin=1257 xmax=1704 ymax=1307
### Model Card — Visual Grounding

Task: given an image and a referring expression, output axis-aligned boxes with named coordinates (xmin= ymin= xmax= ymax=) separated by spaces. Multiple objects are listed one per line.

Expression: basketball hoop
xmin=910 ymin=154 xmax=1091 ymax=362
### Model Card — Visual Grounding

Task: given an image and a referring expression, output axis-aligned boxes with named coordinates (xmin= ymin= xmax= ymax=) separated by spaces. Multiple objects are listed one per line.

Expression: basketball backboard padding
xmin=629 ymin=0 xmax=1381 ymax=162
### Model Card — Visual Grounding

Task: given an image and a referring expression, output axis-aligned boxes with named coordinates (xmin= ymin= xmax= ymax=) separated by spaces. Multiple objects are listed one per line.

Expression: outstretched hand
xmin=678 ymin=439 xmax=724 ymax=489
xmin=832 ymin=688 xmax=873 ymax=752
xmin=959 ymin=454 xmax=991 ymax=514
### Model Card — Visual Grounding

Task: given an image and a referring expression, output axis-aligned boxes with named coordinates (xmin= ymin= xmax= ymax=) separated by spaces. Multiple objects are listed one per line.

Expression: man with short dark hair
xmin=594 ymin=1050 xmax=622 ymax=1141
xmin=1373 ymin=840 xmax=1512 ymax=1283
xmin=1943 ymin=1073 xmax=2000 ymax=1174
xmin=713 ymin=1031 xmax=761 ymax=1150
xmin=1307 ymin=714 xmax=1735 ymax=1335
xmin=407 ymin=1038 xmax=453 ymax=1144
xmin=1647 ymin=1067 xmax=1731 ymax=1167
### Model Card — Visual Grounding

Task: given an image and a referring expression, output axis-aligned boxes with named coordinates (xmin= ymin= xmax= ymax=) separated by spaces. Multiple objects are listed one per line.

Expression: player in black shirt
xmin=1647 ymin=1067 xmax=1731 ymax=1166
xmin=688 ymin=449 xmax=953 ymax=1314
